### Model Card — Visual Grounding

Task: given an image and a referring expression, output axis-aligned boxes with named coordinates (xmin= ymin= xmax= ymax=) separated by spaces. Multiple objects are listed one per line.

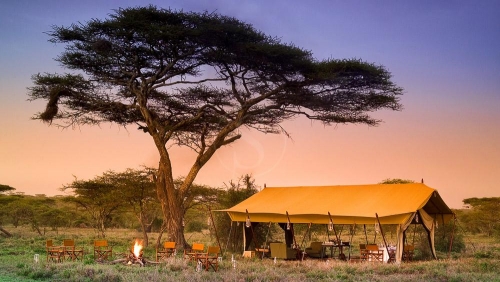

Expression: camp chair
xmin=93 ymin=240 xmax=112 ymax=261
xmin=63 ymin=239 xmax=84 ymax=261
xmin=402 ymin=245 xmax=415 ymax=262
xmin=46 ymin=240 xmax=64 ymax=263
xmin=359 ymin=244 xmax=368 ymax=261
xmin=156 ymin=241 xmax=176 ymax=262
xmin=366 ymin=244 xmax=383 ymax=262
xmin=184 ymin=243 xmax=204 ymax=262
xmin=197 ymin=246 xmax=220 ymax=272
xmin=304 ymin=242 xmax=323 ymax=258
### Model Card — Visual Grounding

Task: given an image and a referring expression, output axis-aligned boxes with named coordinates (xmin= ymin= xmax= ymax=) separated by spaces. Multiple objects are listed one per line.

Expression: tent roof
xmin=219 ymin=183 xmax=454 ymax=225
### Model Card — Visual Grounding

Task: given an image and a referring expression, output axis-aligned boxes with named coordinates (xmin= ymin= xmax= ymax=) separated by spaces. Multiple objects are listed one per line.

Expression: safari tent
xmin=219 ymin=183 xmax=454 ymax=263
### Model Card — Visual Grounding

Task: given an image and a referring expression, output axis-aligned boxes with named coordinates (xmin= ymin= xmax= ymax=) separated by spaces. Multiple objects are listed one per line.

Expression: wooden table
xmin=321 ymin=242 xmax=350 ymax=260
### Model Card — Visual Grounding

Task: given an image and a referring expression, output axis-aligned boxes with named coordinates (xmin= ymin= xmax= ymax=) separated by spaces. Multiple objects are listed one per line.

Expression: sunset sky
xmin=1 ymin=0 xmax=499 ymax=208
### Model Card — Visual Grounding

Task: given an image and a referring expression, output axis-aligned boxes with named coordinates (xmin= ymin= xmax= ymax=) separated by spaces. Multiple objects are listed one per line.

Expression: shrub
xmin=185 ymin=221 xmax=206 ymax=233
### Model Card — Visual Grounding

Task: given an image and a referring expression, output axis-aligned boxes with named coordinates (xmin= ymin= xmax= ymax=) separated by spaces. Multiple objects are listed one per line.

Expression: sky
xmin=1 ymin=0 xmax=499 ymax=209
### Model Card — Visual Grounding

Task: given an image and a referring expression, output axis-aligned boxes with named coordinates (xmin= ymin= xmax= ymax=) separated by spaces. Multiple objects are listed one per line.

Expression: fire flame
xmin=133 ymin=239 xmax=143 ymax=258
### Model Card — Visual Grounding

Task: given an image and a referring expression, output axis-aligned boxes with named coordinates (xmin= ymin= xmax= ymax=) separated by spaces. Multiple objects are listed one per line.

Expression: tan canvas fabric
xmin=219 ymin=183 xmax=453 ymax=225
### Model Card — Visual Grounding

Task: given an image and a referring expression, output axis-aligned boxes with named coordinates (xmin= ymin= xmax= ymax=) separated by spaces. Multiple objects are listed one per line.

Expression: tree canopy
xmin=0 ymin=184 xmax=15 ymax=194
xmin=28 ymin=6 xmax=404 ymax=246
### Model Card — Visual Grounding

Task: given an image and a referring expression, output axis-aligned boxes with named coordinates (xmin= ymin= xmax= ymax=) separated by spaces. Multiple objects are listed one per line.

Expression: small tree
xmin=29 ymin=6 xmax=403 ymax=246
xmin=379 ymin=178 xmax=415 ymax=184
xmin=104 ymin=168 xmax=161 ymax=246
xmin=214 ymin=174 xmax=261 ymax=252
xmin=0 ymin=187 xmax=16 ymax=237
xmin=62 ymin=177 xmax=123 ymax=237
xmin=0 ymin=184 xmax=15 ymax=194
xmin=460 ymin=197 xmax=500 ymax=237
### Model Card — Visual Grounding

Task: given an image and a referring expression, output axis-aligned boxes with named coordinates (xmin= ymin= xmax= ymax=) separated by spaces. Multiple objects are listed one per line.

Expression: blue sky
xmin=1 ymin=0 xmax=499 ymax=208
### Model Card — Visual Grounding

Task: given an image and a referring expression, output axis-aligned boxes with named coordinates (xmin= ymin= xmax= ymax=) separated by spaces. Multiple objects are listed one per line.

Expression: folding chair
xmin=93 ymin=240 xmax=112 ymax=261
xmin=403 ymin=245 xmax=415 ymax=262
xmin=199 ymin=246 xmax=220 ymax=272
xmin=366 ymin=244 xmax=383 ymax=262
xmin=46 ymin=240 xmax=64 ymax=263
xmin=63 ymin=239 xmax=84 ymax=261
xmin=183 ymin=243 xmax=204 ymax=262
xmin=359 ymin=244 xmax=368 ymax=261
xmin=156 ymin=241 xmax=176 ymax=262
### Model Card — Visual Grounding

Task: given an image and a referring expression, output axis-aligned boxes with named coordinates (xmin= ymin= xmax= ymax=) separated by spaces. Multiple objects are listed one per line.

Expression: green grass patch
xmin=1 ymin=226 xmax=499 ymax=281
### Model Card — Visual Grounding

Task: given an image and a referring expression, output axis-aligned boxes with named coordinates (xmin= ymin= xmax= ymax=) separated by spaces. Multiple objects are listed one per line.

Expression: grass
xmin=1 ymin=226 xmax=499 ymax=282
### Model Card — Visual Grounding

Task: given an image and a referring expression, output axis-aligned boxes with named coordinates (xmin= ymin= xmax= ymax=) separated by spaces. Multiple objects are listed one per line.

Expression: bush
xmin=185 ymin=221 xmax=206 ymax=233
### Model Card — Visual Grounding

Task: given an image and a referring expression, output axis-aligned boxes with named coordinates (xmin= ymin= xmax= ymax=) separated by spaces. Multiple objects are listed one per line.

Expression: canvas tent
xmin=219 ymin=183 xmax=454 ymax=263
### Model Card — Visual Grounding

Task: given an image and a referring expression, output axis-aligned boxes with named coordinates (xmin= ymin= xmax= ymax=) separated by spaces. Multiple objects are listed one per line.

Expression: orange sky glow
xmin=1 ymin=1 xmax=499 ymax=209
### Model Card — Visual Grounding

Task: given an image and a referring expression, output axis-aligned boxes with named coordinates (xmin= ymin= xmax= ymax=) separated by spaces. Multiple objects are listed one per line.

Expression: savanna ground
xmin=1 ymin=226 xmax=499 ymax=282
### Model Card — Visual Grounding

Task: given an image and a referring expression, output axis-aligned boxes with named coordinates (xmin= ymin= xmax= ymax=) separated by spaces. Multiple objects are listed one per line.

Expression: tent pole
xmin=447 ymin=215 xmax=456 ymax=259
xmin=208 ymin=207 xmax=222 ymax=253
xmin=376 ymin=213 xmax=394 ymax=263
xmin=245 ymin=209 xmax=257 ymax=251
xmin=286 ymin=211 xmax=297 ymax=248
xmin=327 ymin=212 xmax=340 ymax=242
xmin=328 ymin=212 xmax=342 ymax=259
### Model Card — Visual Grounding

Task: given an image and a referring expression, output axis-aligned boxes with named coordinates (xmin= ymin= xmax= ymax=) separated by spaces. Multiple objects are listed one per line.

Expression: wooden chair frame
xmin=359 ymin=244 xmax=368 ymax=261
xmin=402 ymin=245 xmax=415 ymax=262
xmin=197 ymin=246 xmax=220 ymax=272
xmin=63 ymin=239 xmax=84 ymax=261
xmin=156 ymin=241 xmax=176 ymax=262
xmin=184 ymin=243 xmax=204 ymax=262
xmin=366 ymin=244 xmax=384 ymax=262
xmin=46 ymin=239 xmax=64 ymax=263
xmin=93 ymin=240 xmax=112 ymax=261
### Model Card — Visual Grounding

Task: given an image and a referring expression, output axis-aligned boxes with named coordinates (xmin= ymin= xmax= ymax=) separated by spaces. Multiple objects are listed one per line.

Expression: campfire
xmin=110 ymin=239 xmax=157 ymax=266
xmin=127 ymin=239 xmax=146 ymax=266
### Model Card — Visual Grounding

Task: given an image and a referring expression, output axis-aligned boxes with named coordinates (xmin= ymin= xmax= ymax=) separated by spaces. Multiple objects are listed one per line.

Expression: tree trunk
xmin=156 ymin=158 xmax=188 ymax=249
xmin=140 ymin=217 xmax=149 ymax=247
xmin=156 ymin=222 xmax=167 ymax=249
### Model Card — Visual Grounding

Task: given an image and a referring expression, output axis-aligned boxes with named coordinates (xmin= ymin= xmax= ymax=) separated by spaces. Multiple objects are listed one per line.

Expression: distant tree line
xmin=0 ymin=170 xmax=258 ymax=250
xmin=2 ymin=177 xmax=498 ymax=257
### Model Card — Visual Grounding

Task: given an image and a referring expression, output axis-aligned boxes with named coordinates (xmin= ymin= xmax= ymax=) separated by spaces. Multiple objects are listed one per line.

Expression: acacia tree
xmin=105 ymin=168 xmax=161 ymax=246
xmin=461 ymin=197 xmax=500 ymax=237
xmin=0 ymin=184 xmax=16 ymax=237
xmin=28 ymin=6 xmax=403 ymax=247
xmin=62 ymin=177 xmax=123 ymax=237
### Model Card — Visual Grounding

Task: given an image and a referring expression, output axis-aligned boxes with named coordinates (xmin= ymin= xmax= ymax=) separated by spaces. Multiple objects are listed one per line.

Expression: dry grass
xmin=1 ymin=226 xmax=499 ymax=282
